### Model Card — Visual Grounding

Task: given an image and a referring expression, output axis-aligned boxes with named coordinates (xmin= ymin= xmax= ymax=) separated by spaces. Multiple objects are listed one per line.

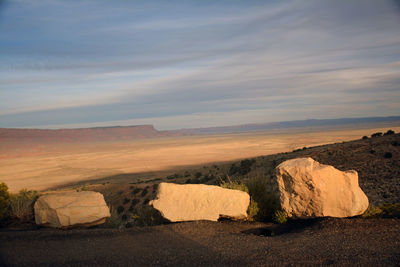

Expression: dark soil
xmin=1 ymin=218 xmax=399 ymax=266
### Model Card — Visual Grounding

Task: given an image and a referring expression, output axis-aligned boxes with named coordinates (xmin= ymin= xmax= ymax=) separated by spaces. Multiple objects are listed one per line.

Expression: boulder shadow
xmin=242 ymin=218 xmax=324 ymax=237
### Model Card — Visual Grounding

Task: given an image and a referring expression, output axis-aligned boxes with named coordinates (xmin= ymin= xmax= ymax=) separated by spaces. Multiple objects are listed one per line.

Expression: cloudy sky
xmin=1 ymin=0 xmax=400 ymax=130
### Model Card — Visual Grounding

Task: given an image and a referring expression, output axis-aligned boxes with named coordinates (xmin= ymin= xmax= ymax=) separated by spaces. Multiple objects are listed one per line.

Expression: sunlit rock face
xmin=34 ymin=191 xmax=110 ymax=228
xmin=276 ymin=158 xmax=369 ymax=219
xmin=150 ymin=183 xmax=250 ymax=222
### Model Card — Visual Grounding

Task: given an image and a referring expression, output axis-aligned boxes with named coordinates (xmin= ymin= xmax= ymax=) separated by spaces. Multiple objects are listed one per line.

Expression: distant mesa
xmin=0 ymin=125 xmax=177 ymax=144
xmin=0 ymin=116 xmax=399 ymax=144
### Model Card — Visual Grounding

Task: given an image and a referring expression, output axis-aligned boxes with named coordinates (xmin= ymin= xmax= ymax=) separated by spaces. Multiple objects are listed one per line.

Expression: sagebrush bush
xmin=104 ymin=206 xmax=122 ymax=228
xmin=0 ymin=182 xmax=10 ymax=221
xmin=361 ymin=205 xmax=383 ymax=218
xmin=220 ymin=178 xmax=249 ymax=193
xmin=131 ymin=205 xmax=168 ymax=226
xmin=272 ymin=210 xmax=287 ymax=224
xmin=245 ymin=176 xmax=280 ymax=221
xmin=361 ymin=203 xmax=400 ymax=219
xmin=9 ymin=189 xmax=39 ymax=222
xmin=220 ymin=178 xmax=259 ymax=220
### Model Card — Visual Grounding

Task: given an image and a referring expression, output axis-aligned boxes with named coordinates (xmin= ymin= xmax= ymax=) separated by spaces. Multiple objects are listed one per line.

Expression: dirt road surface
xmin=1 ymin=218 xmax=399 ymax=266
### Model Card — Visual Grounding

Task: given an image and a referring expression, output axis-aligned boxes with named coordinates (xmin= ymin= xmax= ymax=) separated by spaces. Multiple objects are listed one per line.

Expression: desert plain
xmin=1 ymin=125 xmax=399 ymax=193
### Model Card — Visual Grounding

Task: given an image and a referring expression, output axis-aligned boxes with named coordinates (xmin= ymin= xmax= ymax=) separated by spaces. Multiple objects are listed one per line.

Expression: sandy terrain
xmin=1 ymin=126 xmax=399 ymax=193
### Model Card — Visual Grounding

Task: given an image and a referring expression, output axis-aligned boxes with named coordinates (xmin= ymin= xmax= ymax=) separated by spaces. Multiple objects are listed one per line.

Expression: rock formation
xmin=150 ymin=183 xmax=250 ymax=222
xmin=34 ymin=191 xmax=110 ymax=228
xmin=276 ymin=157 xmax=369 ymax=218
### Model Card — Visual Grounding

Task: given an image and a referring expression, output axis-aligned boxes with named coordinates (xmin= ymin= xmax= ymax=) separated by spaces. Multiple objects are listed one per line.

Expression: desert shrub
xmin=380 ymin=203 xmax=400 ymax=218
xmin=9 ymin=189 xmax=39 ymax=222
xmin=129 ymin=198 xmax=140 ymax=210
xmin=384 ymin=129 xmax=395 ymax=135
xmin=371 ymin=132 xmax=382 ymax=138
xmin=362 ymin=136 xmax=368 ymax=140
xmin=143 ymin=198 xmax=150 ymax=205
xmin=245 ymin=177 xmax=280 ymax=221
xmin=131 ymin=206 xmax=168 ymax=226
xmin=361 ymin=203 xmax=400 ymax=219
xmin=392 ymin=141 xmax=400 ymax=147
xmin=132 ymin=188 xmax=141 ymax=195
xmin=123 ymin=198 xmax=130 ymax=205
xmin=152 ymin=183 xmax=158 ymax=192
xmin=185 ymin=179 xmax=192 ymax=184
xmin=166 ymin=174 xmax=177 ymax=180
xmin=117 ymin=205 xmax=125 ymax=214
xmin=141 ymin=188 xmax=148 ymax=197
xmin=247 ymin=198 xmax=259 ymax=219
xmin=229 ymin=159 xmax=256 ymax=176
xmin=272 ymin=210 xmax=287 ymax=224
xmin=361 ymin=205 xmax=383 ymax=218
xmin=220 ymin=179 xmax=248 ymax=192
xmin=220 ymin=178 xmax=259 ymax=220
xmin=369 ymin=150 xmax=376 ymax=154
xmin=0 ymin=183 xmax=10 ymax=222
xmin=104 ymin=206 xmax=122 ymax=228
xmin=195 ymin=172 xmax=202 ymax=179
xmin=384 ymin=152 xmax=392 ymax=159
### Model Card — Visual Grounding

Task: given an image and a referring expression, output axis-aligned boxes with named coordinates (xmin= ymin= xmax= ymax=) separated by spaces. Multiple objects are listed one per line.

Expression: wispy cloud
xmin=0 ymin=0 xmax=399 ymax=129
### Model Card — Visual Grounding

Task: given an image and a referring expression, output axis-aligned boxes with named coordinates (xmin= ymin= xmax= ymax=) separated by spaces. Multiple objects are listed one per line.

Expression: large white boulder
xmin=150 ymin=183 xmax=250 ymax=222
xmin=276 ymin=158 xmax=369 ymax=219
xmin=34 ymin=191 xmax=110 ymax=228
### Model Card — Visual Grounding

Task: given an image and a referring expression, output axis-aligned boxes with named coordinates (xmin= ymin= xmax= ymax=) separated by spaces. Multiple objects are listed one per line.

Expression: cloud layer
xmin=1 ymin=0 xmax=400 ymax=129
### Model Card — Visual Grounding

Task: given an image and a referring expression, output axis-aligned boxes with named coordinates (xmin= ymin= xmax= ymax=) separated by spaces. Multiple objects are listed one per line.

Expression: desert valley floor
xmin=1 ymin=125 xmax=400 ymax=193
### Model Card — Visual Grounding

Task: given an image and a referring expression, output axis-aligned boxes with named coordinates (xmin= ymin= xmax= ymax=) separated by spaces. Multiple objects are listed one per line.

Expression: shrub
xmin=361 ymin=203 xmax=400 ymax=219
xmin=195 ymin=172 xmax=202 ymax=179
xmin=229 ymin=159 xmax=256 ymax=176
xmin=104 ymin=206 xmax=122 ymax=228
xmin=371 ymin=132 xmax=382 ymax=138
xmin=392 ymin=141 xmax=400 ymax=147
xmin=362 ymin=136 xmax=368 ymax=140
xmin=132 ymin=188 xmax=141 ymax=195
xmin=131 ymin=206 xmax=168 ymax=226
xmin=247 ymin=198 xmax=259 ymax=219
xmin=220 ymin=178 xmax=248 ymax=193
xmin=123 ymin=198 xmax=130 ymax=205
xmin=384 ymin=152 xmax=392 ymax=159
xmin=272 ymin=210 xmax=287 ymax=224
xmin=0 ymin=183 xmax=10 ymax=221
xmin=152 ymin=183 xmax=158 ymax=192
xmin=245 ymin=177 xmax=280 ymax=221
xmin=220 ymin=178 xmax=259 ymax=220
xmin=9 ymin=189 xmax=39 ymax=222
xmin=141 ymin=188 xmax=148 ymax=197
xmin=117 ymin=205 xmax=124 ymax=214
xmin=384 ymin=129 xmax=395 ymax=135
xmin=361 ymin=205 xmax=383 ymax=218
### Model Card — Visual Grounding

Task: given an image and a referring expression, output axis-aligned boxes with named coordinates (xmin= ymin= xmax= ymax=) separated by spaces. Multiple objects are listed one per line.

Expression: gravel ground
xmin=1 ymin=218 xmax=399 ymax=266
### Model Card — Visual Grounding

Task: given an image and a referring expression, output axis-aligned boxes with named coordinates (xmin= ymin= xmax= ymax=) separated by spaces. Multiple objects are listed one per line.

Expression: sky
xmin=0 ymin=0 xmax=400 ymax=130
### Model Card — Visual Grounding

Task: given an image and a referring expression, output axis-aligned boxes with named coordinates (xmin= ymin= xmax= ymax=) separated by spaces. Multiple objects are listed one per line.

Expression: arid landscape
xmin=2 ymin=125 xmax=400 ymax=193
xmin=1 ymin=125 xmax=400 ymax=266
xmin=1 ymin=0 xmax=400 ymax=265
